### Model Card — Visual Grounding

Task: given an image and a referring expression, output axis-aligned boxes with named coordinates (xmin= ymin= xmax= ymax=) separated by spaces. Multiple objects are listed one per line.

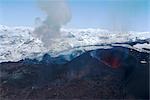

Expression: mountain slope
xmin=0 ymin=46 xmax=149 ymax=99
xmin=0 ymin=25 xmax=149 ymax=63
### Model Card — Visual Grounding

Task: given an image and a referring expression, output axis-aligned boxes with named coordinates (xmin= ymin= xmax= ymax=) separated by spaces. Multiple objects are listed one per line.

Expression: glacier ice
xmin=0 ymin=25 xmax=149 ymax=63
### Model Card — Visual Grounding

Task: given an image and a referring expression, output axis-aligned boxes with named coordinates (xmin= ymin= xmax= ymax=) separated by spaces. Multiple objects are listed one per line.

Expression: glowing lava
xmin=102 ymin=55 xmax=121 ymax=69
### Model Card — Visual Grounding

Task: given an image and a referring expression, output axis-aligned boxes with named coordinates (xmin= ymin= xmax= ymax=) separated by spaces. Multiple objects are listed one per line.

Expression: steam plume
xmin=34 ymin=0 xmax=71 ymax=48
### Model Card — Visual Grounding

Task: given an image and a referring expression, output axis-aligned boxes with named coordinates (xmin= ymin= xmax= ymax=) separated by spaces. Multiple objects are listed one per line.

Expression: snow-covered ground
xmin=0 ymin=25 xmax=150 ymax=63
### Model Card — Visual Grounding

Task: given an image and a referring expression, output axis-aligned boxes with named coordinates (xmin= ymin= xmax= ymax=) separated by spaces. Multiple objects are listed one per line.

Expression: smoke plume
xmin=34 ymin=0 xmax=71 ymax=48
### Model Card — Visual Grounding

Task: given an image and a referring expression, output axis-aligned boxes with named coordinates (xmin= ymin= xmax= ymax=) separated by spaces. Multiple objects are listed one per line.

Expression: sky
xmin=0 ymin=0 xmax=150 ymax=31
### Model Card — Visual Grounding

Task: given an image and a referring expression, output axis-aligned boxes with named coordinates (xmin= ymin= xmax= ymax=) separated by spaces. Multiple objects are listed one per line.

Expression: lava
xmin=102 ymin=55 xmax=121 ymax=69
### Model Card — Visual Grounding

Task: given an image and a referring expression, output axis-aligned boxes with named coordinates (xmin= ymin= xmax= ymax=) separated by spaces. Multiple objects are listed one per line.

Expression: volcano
xmin=0 ymin=25 xmax=149 ymax=99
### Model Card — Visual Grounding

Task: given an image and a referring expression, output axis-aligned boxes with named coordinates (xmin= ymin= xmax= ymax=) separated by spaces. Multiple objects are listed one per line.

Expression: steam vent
xmin=0 ymin=0 xmax=149 ymax=99
xmin=0 ymin=26 xmax=149 ymax=99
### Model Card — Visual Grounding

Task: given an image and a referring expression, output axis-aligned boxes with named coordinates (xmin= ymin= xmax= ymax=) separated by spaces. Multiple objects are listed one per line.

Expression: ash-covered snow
xmin=133 ymin=43 xmax=150 ymax=50
xmin=0 ymin=25 xmax=149 ymax=63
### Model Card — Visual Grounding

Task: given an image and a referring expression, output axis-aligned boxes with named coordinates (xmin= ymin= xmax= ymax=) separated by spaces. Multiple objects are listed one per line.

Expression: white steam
xmin=34 ymin=0 xmax=71 ymax=48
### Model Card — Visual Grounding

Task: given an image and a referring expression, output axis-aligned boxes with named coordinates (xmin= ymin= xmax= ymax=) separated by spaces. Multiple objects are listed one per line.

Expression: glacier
xmin=0 ymin=25 xmax=150 ymax=63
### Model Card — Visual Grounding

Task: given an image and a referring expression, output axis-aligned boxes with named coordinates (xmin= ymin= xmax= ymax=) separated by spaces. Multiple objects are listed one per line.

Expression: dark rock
xmin=0 ymin=46 xmax=149 ymax=99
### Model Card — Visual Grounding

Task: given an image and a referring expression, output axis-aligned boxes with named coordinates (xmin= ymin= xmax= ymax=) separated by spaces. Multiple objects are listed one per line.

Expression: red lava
xmin=103 ymin=56 xmax=121 ymax=69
